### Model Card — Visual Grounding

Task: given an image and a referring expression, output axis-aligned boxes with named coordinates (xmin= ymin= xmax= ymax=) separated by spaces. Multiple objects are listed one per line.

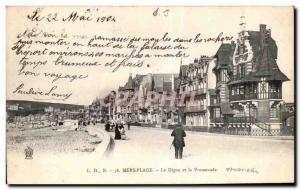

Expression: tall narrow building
xmin=178 ymin=56 xmax=216 ymax=131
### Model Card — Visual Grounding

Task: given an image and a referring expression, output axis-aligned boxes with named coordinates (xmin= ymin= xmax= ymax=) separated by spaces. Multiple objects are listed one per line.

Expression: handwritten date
xmin=27 ymin=8 xmax=116 ymax=23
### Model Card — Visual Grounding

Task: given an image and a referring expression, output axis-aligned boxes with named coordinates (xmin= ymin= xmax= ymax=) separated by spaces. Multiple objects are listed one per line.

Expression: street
xmin=106 ymin=125 xmax=294 ymax=183
xmin=7 ymin=124 xmax=294 ymax=184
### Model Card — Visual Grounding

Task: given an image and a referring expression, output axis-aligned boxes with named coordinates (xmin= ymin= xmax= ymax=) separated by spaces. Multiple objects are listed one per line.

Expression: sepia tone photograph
xmin=5 ymin=6 xmax=295 ymax=184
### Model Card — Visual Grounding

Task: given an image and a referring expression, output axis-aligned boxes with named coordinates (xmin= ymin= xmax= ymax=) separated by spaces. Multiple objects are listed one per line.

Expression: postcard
xmin=6 ymin=6 xmax=295 ymax=184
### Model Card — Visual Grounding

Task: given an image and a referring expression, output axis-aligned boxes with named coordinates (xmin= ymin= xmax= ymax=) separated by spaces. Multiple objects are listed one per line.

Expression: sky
xmin=6 ymin=6 xmax=294 ymax=105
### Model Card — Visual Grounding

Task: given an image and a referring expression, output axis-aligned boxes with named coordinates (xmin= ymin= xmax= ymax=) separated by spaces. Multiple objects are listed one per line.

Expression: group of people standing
xmin=105 ymin=121 xmax=131 ymax=140
xmin=104 ymin=120 xmax=187 ymax=159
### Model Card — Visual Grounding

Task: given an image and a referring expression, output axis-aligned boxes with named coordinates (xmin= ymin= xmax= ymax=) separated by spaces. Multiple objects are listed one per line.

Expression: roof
xmin=174 ymin=77 xmax=181 ymax=90
xmin=245 ymin=31 xmax=288 ymax=81
xmin=133 ymin=74 xmax=146 ymax=89
xmin=179 ymin=65 xmax=189 ymax=78
xmin=119 ymin=74 xmax=147 ymax=91
xmin=213 ymin=43 xmax=235 ymax=71
xmin=179 ymin=58 xmax=212 ymax=84
xmin=152 ymin=74 xmax=178 ymax=92
xmin=228 ymin=26 xmax=289 ymax=84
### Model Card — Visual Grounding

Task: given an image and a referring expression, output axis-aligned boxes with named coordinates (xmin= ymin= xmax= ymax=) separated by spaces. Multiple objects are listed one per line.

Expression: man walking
xmin=171 ymin=126 xmax=186 ymax=159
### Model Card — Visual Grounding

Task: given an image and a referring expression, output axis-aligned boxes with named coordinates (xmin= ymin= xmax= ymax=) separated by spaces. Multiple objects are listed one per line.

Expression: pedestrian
xmin=111 ymin=122 xmax=115 ymax=131
xmin=105 ymin=122 xmax=110 ymax=132
xmin=121 ymin=127 xmax=126 ymax=140
xmin=114 ymin=123 xmax=121 ymax=140
xmin=119 ymin=123 xmax=124 ymax=130
xmin=171 ymin=126 xmax=186 ymax=159
xmin=127 ymin=123 xmax=130 ymax=130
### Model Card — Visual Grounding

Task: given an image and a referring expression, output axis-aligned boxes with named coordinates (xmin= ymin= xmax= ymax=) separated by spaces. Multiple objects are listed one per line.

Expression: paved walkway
xmin=7 ymin=124 xmax=294 ymax=184
xmin=104 ymin=125 xmax=294 ymax=183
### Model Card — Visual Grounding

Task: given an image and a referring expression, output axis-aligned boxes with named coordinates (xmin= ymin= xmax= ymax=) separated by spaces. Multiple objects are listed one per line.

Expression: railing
xmin=211 ymin=117 xmax=224 ymax=123
xmin=269 ymin=92 xmax=282 ymax=99
xmin=229 ymin=94 xmax=245 ymax=101
xmin=227 ymin=116 xmax=255 ymax=124
xmin=229 ymin=92 xmax=281 ymax=101
xmin=195 ymin=89 xmax=207 ymax=95
xmin=229 ymin=94 xmax=256 ymax=101
xmin=183 ymin=89 xmax=207 ymax=97
xmin=211 ymin=116 xmax=255 ymax=124
xmin=231 ymin=74 xmax=245 ymax=81
xmin=209 ymin=102 xmax=220 ymax=106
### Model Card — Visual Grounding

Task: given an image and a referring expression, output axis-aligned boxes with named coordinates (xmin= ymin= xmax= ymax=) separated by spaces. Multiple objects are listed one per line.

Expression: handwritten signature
xmin=226 ymin=167 xmax=259 ymax=174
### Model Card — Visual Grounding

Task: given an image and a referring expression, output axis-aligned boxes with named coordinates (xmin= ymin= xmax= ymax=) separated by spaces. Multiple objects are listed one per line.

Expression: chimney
xmin=194 ymin=58 xmax=198 ymax=63
xmin=259 ymin=24 xmax=267 ymax=47
xmin=240 ymin=16 xmax=246 ymax=31
xmin=267 ymin=29 xmax=271 ymax=37
xmin=260 ymin=24 xmax=266 ymax=33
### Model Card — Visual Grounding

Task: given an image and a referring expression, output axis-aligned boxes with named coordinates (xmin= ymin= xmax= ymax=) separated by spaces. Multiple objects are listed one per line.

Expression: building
xmin=90 ymin=97 xmax=108 ymax=123
xmin=178 ymin=56 xmax=216 ymax=131
xmin=211 ymin=23 xmax=289 ymax=135
xmin=102 ymin=91 xmax=116 ymax=121
xmin=137 ymin=73 xmax=179 ymax=126
xmin=281 ymin=102 xmax=295 ymax=135
xmin=115 ymin=74 xmax=145 ymax=122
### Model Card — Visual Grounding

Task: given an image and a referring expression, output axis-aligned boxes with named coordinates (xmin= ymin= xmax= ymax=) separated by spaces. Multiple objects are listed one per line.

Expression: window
xmin=259 ymin=81 xmax=268 ymax=99
xmin=239 ymin=85 xmax=244 ymax=95
xmin=231 ymin=86 xmax=235 ymax=95
xmin=215 ymin=108 xmax=221 ymax=118
xmin=270 ymin=107 xmax=278 ymax=118
xmin=269 ymin=82 xmax=281 ymax=99
xmin=240 ymin=64 xmax=245 ymax=78
xmin=237 ymin=64 xmax=245 ymax=79
xmin=221 ymin=70 xmax=228 ymax=82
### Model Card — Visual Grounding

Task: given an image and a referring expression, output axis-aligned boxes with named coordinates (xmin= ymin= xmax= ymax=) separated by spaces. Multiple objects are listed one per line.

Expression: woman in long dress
xmin=114 ymin=124 xmax=121 ymax=140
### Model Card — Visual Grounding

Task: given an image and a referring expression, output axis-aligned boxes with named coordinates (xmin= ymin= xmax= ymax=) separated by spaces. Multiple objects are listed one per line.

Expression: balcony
xmin=210 ymin=101 xmax=220 ymax=107
xmin=230 ymin=94 xmax=247 ymax=101
xmin=195 ymin=89 xmax=207 ymax=95
xmin=230 ymin=94 xmax=259 ymax=101
xmin=211 ymin=117 xmax=224 ymax=123
xmin=269 ymin=92 xmax=282 ymax=99
xmin=185 ymin=105 xmax=206 ymax=113
xmin=229 ymin=92 xmax=281 ymax=101
xmin=185 ymin=89 xmax=207 ymax=97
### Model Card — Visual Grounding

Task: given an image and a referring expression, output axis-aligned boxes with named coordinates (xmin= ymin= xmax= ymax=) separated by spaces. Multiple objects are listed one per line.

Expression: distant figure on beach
xmin=114 ymin=124 xmax=121 ymax=140
xmin=171 ymin=126 xmax=186 ymax=159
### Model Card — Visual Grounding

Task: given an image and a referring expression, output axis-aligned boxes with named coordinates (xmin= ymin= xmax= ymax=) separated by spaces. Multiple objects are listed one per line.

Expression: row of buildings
xmin=6 ymin=101 xmax=89 ymax=128
xmin=91 ymin=23 xmax=294 ymax=135
xmin=91 ymin=72 xmax=181 ymax=125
